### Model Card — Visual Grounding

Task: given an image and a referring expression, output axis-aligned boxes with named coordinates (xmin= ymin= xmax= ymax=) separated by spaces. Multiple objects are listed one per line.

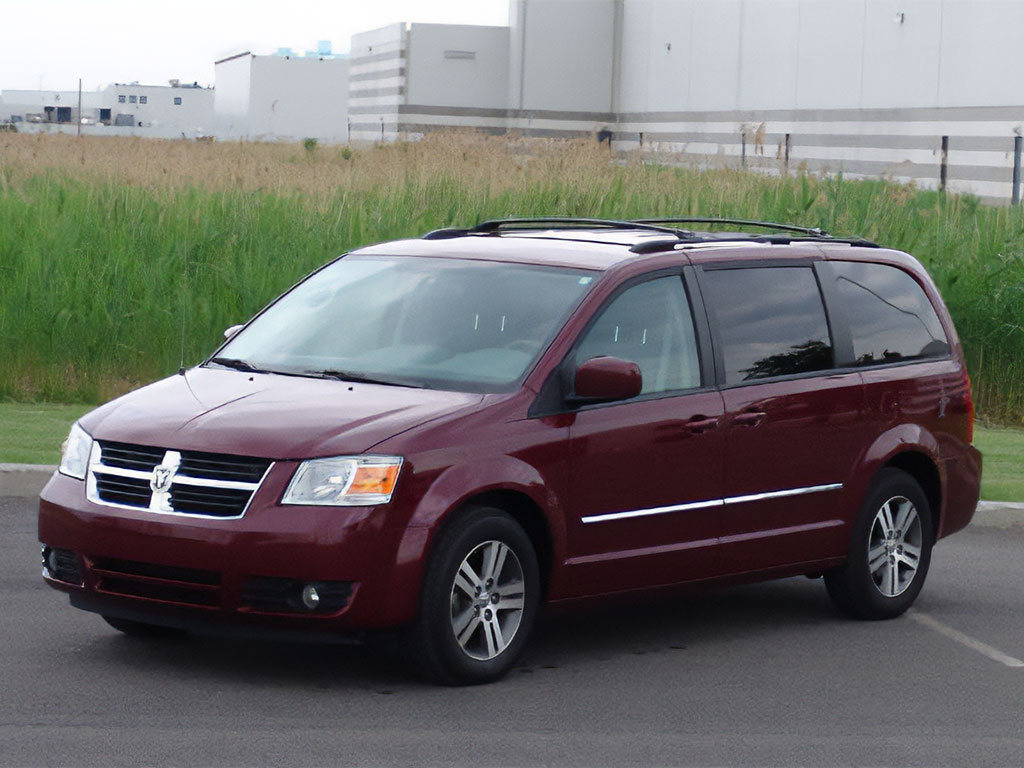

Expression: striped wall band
xmin=580 ymin=483 xmax=844 ymax=524
xmin=348 ymin=102 xmax=1024 ymax=124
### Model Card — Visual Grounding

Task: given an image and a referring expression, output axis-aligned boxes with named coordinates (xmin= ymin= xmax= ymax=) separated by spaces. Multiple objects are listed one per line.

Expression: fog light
xmin=301 ymin=583 xmax=321 ymax=610
xmin=48 ymin=549 xmax=60 ymax=573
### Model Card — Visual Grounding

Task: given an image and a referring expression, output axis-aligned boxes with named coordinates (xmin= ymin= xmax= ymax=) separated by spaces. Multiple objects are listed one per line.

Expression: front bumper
xmin=38 ymin=466 xmax=424 ymax=633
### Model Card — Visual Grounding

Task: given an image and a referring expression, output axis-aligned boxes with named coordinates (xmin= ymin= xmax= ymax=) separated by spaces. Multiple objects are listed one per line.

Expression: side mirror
xmin=572 ymin=356 xmax=642 ymax=403
xmin=223 ymin=324 xmax=244 ymax=339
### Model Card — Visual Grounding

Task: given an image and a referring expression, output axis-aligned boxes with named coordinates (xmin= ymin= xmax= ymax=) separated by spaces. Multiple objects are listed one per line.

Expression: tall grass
xmin=1 ymin=132 xmax=1022 ymax=421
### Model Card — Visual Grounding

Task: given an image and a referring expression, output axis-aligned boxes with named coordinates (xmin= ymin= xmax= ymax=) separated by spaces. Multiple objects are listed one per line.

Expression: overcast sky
xmin=1 ymin=0 xmax=510 ymax=92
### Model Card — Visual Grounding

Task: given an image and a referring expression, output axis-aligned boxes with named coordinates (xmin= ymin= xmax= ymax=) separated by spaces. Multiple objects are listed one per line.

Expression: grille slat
xmin=97 ymin=441 xmax=164 ymax=472
xmin=170 ymin=485 xmax=253 ymax=517
xmin=94 ymin=473 xmax=152 ymax=506
xmin=92 ymin=441 xmax=271 ymax=518
xmin=178 ymin=452 xmax=272 ymax=483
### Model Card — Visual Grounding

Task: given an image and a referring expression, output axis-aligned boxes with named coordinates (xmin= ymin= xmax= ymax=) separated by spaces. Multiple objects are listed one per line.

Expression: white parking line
xmin=910 ymin=611 xmax=1024 ymax=668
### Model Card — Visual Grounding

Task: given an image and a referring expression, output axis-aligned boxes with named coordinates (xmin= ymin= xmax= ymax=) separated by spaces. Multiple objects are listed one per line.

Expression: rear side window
xmin=830 ymin=261 xmax=950 ymax=366
xmin=704 ymin=266 xmax=833 ymax=385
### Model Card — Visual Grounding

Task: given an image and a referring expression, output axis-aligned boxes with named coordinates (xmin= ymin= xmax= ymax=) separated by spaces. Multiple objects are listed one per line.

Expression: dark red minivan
xmin=39 ymin=218 xmax=982 ymax=684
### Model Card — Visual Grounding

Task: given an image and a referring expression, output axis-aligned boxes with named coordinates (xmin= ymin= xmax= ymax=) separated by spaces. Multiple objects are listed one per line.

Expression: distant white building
xmin=0 ymin=89 xmax=104 ymax=124
xmin=214 ymin=50 xmax=349 ymax=143
xmin=104 ymin=82 xmax=213 ymax=136
xmin=2 ymin=82 xmax=213 ymax=138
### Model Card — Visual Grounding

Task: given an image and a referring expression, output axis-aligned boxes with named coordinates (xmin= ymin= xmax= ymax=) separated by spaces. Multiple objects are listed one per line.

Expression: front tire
xmin=404 ymin=507 xmax=540 ymax=685
xmin=825 ymin=468 xmax=934 ymax=620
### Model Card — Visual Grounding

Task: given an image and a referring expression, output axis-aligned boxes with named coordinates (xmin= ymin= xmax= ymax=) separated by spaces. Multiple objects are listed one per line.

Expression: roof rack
xmin=630 ymin=217 xmax=879 ymax=250
xmin=421 ymin=216 xmax=879 ymax=252
xmin=632 ymin=217 xmax=830 ymax=237
xmin=423 ymin=217 xmax=696 ymax=240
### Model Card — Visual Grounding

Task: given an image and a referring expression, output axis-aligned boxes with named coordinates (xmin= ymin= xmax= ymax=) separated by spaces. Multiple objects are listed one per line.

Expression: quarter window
xmin=704 ymin=267 xmax=833 ymax=384
xmin=575 ymin=276 xmax=700 ymax=394
xmin=830 ymin=261 xmax=949 ymax=365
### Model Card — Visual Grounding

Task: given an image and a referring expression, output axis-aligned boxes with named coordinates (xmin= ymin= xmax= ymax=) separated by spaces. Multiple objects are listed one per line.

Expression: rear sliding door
xmin=699 ymin=262 xmax=863 ymax=572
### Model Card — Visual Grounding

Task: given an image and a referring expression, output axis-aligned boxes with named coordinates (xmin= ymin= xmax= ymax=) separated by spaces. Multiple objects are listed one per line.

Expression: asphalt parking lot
xmin=3 ymin=494 xmax=1023 ymax=767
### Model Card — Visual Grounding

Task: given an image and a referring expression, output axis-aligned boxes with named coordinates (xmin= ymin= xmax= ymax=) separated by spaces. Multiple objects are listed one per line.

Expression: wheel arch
xmin=882 ymin=451 xmax=942 ymax=542
xmin=384 ymin=458 xmax=567 ymax=626
xmin=446 ymin=489 xmax=554 ymax=599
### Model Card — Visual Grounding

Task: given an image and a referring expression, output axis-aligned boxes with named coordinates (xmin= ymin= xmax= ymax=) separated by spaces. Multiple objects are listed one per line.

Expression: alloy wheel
xmin=867 ymin=495 xmax=923 ymax=597
xmin=449 ymin=540 xmax=526 ymax=660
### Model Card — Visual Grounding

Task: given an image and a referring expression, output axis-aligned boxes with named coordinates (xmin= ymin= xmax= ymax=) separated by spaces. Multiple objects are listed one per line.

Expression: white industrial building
xmin=348 ymin=0 xmax=1024 ymax=202
xmin=215 ymin=50 xmax=349 ymax=143
xmin=2 ymin=82 xmax=213 ymax=138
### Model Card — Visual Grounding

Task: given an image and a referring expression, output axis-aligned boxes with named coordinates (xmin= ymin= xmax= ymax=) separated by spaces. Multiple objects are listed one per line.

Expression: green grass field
xmin=1 ymin=133 xmax=1023 ymax=421
xmin=0 ymin=403 xmax=1018 ymax=502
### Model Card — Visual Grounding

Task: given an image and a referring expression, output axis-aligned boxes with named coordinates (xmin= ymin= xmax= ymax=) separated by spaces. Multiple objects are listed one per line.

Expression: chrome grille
xmin=88 ymin=440 xmax=273 ymax=519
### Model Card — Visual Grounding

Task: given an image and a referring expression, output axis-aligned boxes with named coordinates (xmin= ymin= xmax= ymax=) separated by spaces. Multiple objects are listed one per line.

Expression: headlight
xmin=282 ymin=456 xmax=403 ymax=506
xmin=59 ymin=422 xmax=94 ymax=480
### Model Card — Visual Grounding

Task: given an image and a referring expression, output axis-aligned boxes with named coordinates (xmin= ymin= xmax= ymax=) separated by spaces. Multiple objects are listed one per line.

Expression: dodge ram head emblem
xmin=150 ymin=464 xmax=175 ymax=493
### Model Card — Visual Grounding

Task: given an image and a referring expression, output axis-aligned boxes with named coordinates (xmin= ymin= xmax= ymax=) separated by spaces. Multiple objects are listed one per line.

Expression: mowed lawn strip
xmin=0 ymin=402 xmax=1020 ymax=502
xmin=0 ymin=403 xmax=91 ymax=465
xmin=973 ymin=424 xmax=1024 ymax=504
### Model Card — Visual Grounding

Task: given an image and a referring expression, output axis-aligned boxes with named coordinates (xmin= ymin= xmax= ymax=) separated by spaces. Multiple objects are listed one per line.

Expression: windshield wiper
xmin=207 ymin=356 xmax=264 ymax=373
xmin=307 ymin=369 xmax=423 ymax=388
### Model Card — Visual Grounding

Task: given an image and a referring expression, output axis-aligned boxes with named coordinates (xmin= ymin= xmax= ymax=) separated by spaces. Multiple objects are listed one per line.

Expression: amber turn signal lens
xmin=348 ymin=464 xmax=401 ymax=496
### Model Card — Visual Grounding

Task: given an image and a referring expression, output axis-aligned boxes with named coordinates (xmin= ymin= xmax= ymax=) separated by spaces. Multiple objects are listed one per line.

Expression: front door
xmin=562 ymin=273 xmax=727 ymax=596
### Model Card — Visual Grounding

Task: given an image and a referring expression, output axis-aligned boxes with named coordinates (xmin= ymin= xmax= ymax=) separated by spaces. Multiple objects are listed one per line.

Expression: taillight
xmin=963 ymin=368 xmax=975 ymax=444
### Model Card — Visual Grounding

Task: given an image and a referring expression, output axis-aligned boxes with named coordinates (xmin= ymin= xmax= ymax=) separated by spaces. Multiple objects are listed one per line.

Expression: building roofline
xmin=214 ymin=51 xmax=253 ymax=65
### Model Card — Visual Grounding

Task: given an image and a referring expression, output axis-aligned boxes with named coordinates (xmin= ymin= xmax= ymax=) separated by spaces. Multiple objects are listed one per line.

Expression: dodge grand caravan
xmin=39 ymin=217 xmax=982 ymax=684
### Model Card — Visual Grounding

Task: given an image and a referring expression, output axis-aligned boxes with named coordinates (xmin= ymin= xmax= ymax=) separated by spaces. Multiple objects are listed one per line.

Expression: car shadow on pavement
xmin=71 ymin=576 xmax=839 ymax=688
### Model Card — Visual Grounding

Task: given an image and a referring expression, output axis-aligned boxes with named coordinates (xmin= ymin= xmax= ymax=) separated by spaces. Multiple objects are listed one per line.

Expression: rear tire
xmin=102 ymin=615 xmax=185 ymax=639
xmin=825 ymin=468 xmax=933 ymax=620
xmin=403 ymin=506 xmax=540 ymax=685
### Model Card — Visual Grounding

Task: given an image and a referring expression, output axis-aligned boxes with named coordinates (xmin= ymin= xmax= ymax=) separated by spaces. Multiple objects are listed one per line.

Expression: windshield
xmin=212 ymin=255 xmax=597 ymax=392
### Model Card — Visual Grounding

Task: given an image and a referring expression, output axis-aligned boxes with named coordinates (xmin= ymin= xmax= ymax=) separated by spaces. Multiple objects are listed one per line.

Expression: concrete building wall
xmin=247 ymin=56 xmax=349 ymax=142
xmin=214 ymin=53 xmax=348 ymax=143
xmin=348 ymin=23 xmax=408 ymax=142
xmin=0 ymin=89 xmax=104 ymax=123
xmin=405 ymin=24 xmax=508 ymax=110
xmin=613 ymin=0 xmax=1024 ymax=114
xmin=512 ymin=0 xmax=615 ymax=114
xmin=105 ymin=83 xmax=213 ymax=135
xmin=213 ymin=54 xmax=253 ymax=139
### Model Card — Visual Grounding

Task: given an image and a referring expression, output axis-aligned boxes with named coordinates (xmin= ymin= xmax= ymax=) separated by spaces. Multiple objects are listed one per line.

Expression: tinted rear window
xmin=704 ymin=266 xmax=833 ymax=385
xmin=829 ymin=261 xmax=949 ymax=366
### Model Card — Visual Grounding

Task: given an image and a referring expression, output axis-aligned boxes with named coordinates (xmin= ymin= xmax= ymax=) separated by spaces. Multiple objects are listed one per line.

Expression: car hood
xmin=79 ymin=367 xmax=484 ymax=459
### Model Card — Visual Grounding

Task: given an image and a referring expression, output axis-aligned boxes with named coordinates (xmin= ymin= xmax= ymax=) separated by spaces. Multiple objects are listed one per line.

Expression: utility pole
xmin=77 ymin=78 xmax=82 ymax=137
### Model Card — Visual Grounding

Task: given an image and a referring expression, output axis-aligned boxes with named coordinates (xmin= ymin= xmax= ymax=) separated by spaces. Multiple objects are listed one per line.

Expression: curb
xmin=972 ymin=500 xmax=1024 ymax=528
xmin=0 ymin=463 xmax=56 ymax=498
xmin=2 ymin=463 xmax=1022 ymax=525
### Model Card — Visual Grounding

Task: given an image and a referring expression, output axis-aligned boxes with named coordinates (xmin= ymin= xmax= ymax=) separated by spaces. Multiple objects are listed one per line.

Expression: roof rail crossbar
xmin=423 ymin=217 xmax=696 ymax=241
xmin=633 ymin=217 xmax=830 ymax=237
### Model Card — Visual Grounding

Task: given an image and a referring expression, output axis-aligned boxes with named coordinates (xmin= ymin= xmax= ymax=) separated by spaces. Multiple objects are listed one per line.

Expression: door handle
xmin=685 ymin=415 xmax=720 ymax=434
xmin=733 ymin=410 xmax=767 ymax=427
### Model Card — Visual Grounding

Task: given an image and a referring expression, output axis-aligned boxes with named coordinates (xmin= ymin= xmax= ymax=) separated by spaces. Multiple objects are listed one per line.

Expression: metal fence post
xmin=940 ymin=136 xmax=949 ymax=193
xmin=741 ymin=132 xmax=747 ymax=169
xmin=784 ymin=133 xmax=791 ymax=174
xmin=1013 ymin=135 xmax=1022 ymax=205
